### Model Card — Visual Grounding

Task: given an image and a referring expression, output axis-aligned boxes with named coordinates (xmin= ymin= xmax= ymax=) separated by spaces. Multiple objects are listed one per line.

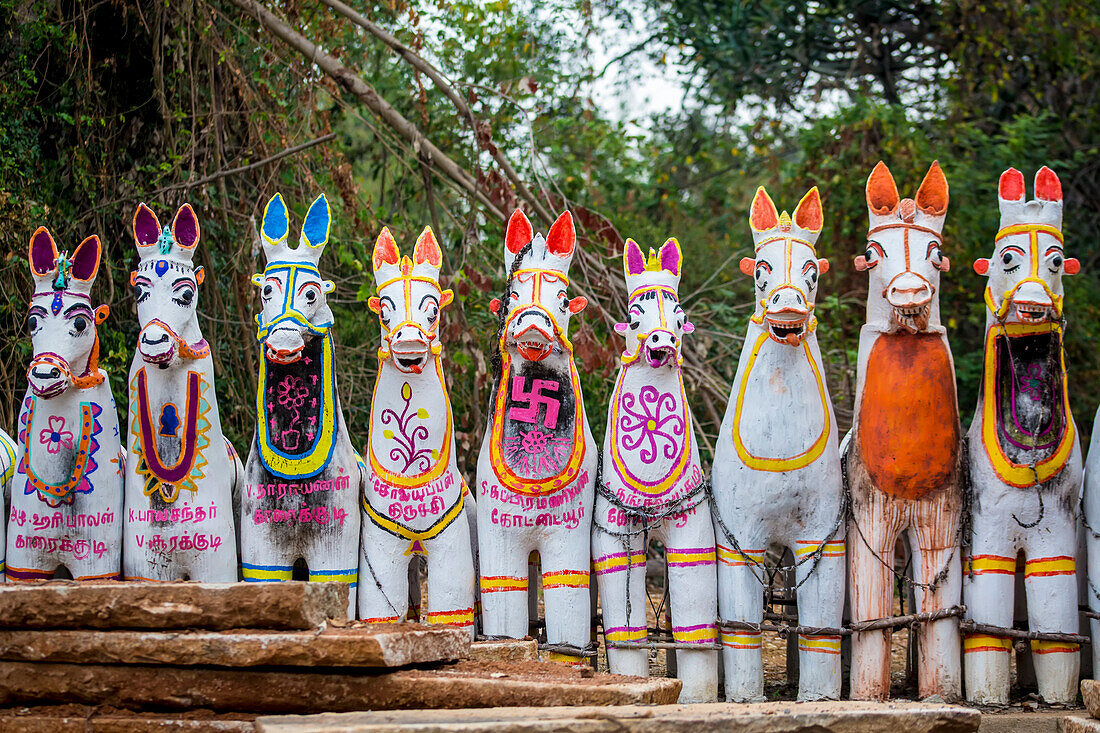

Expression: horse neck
xmin=372 ymin=355 xmax=449 ymax=433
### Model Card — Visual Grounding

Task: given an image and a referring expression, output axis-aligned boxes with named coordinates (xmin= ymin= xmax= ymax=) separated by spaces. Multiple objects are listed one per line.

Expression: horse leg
xmin=357 ymin=517 xmax=411 ymax=623
xmin=477 ymin=523 xmax=532 ymax=640
xmin=717 ymin=538 xmax=766 ymax=702
xmin=961 ymin=509 xmax=1015 ymax=705
xmin=664 ymin=506 xmax=719 ymax=703
xmin=1024 ymin=530 xmax=1080 ymax=704
xmin=848 ymin=488 xmax=903 ymax=700
xmin=423 ymin=512 xmax=477 ymax=638
xmin=304 ymin=515 xmax=361 ymax=620
xmin=539 ymin=525 xmax=592 ymax=666
xmin=592 ymin=520 xmax=648 ymax=677
xmin=792 ymin=533 xmax=845 ymax=701
xmin=910 ymin=490 xmax=962 ymax=701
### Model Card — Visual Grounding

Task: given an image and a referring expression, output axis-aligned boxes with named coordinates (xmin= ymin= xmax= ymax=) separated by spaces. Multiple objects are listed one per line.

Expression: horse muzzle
xmin=764 ymin=286 xmax=810 ymax=346
xmin=885 ymin=272 xmax=933 ymax=331
xmin=27 ymin=356 xmax=70 ymax=398
xmin=264 ymin=326 xmax=306 ymax=364
xmin=138 ymin=325 xmax=176 ymax=365
xmin=640 ymin=330 xmax=679 ymax=368
xmin=1005 ymin=280 xmax=1057 ymax=323
xmin=509 ymin=310 xmax=556 ymax=362
xmin=389 ymin=330 xmax=432 ymax=374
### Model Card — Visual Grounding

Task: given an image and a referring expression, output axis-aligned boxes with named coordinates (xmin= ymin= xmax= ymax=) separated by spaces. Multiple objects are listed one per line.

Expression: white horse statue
xmin=241 ymin=193 xmax=362 ymax=618
xmin=9 ymin=227 xmax=122 ymax=581
xmin=358 ymin=226 xmax=475 ymax=633
xmin=965 ymin=167 xmax=1082 ymax=704
xmin=477 ymin=209 xmax=596 ymax=664
xmin=593 ymin=236 xmax=718 ymax=702
xmin=711 ymin=187 xmax=845 ymax=701
xmin=123 ymin=203 xmax=240 ymax=582
xmin=846 ymin=161 xmax=963 ymax=700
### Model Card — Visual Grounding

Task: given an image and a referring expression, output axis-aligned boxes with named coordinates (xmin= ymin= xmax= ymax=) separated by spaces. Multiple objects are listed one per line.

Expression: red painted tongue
xmin=785 ymin=332 xmax=801 ymax=346
xmin=518 ymin=343 xmax=551 ymax=362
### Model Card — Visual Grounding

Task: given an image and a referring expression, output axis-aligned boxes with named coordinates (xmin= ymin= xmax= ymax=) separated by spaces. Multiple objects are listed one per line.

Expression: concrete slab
xmin=255 ymin=701 xmax=981 ymax=733
xmin=1061 ymin=716 xmax=1100 ymax=732
xmin=468 ymin=638 xmax=537 ymax=662
xmin=0 ymin=624 xmax=467 ymax=668
xmin=1084 ymin=680 xmax=1100 ymax=719
xmin=0 ymin=581 xmax=347 ymax=630
xmin=978 ymin=709 xmax=1073 ymax=733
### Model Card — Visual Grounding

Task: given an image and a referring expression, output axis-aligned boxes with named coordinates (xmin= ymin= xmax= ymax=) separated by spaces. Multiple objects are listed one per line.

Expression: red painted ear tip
xmin=739 ymin=257 xmax=755 ymax=276
xmin=568 ymin=296 xmax=587 ymax=314
xmin=505 ymin=209 xmax=534 ymax=253
xmin=973 ymin=258 xmax=990 ymax=275
xmin=854 ymin=255 xmax=869 ymax=272
xmin=817 ymin=257 xmax=830 ymax=274
xmin=999 ymin=167 xmax=1026 ymax=201
xmin=1064 ymin=258 xmax=1081 ymax=275
xmin=489 ymin=298 xmax=501 ymax=314
xmin=1035 ymin=166 xmax=1063 ymax=201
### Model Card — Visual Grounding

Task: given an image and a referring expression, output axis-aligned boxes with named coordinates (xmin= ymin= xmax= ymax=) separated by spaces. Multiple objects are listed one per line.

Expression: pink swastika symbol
xmin=508 ymin=376 xmax=560 ymax=429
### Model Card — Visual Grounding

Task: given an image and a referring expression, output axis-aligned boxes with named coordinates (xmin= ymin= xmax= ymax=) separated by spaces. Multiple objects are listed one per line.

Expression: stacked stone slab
xmin=1067 ymin=680 xmax=1100 ymax=732
xmin=0 ymin=581 xmax=677 ymax=725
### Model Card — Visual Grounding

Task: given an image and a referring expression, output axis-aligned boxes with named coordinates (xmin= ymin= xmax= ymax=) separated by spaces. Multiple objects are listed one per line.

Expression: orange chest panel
xmin=857 ymin=332 xmax=960 ymax=500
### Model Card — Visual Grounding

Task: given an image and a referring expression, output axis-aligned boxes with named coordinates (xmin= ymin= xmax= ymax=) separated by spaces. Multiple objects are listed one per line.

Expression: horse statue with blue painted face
xmin=9 ymin=227 xmax=122 ymax=582
xmin=358 ymin=226 xmax=476 ymax=634
xmin=123 ymin=203 xmax=239 ymax=582
xmin=476 ymin=209 xmax=597 ymax=664
xmin=711 ymin=187 xmax=844 ymax=702
xmin=967 ymin=167 xmax=1083 ymax=705
xmin=594 ymin=236 xmax=718 ymax=702
xmin=846 ymin=161 xmax=963 ymax=701
xmin=241 ymin=193 xmax=362 ymax=618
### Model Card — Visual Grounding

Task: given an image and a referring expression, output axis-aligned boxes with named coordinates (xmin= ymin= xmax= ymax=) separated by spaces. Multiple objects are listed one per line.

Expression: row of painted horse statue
xmin=4 ymin=160 xmax=1097 ymax=707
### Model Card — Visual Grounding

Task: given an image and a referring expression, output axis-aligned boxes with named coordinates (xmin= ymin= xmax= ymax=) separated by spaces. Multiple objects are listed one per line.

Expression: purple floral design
xmin=380 ymin=382 xmax=434 ymax=473
xmin=1018 ymin=363 xmax=1048 ymax=402
xmin=617 ymin=386 xmax=684 ymax=464
xmin=39 ymin=416 xmax=74 ymax=455
xmin=274 ymin=375 xmax=308 ymax=450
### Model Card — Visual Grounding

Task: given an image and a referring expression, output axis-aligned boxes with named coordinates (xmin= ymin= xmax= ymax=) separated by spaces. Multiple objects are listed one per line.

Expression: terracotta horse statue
xmin=846 ymin=161 xmax=962 ymax=701
xmin=9 ymin=227 xmax=122 ymax=581
xmin=358 ymin=226 xmax=475 ymax=633
xmin=594 ymin=236 xmax=717 ymax=702
xmin=477 ymin=209 xmax=597 ymax=664
xmin=0 ymin=429 xmax=19 ymax=579
xmin=241 ymin=193 xmax=362 ymax=618
xmin=966 ymin=167 xmax=1083 ymax=704
xmin=123 ymin=203 xmax=240 ymax=582
xmin=711 ymin=187 xmax=845 ymax=701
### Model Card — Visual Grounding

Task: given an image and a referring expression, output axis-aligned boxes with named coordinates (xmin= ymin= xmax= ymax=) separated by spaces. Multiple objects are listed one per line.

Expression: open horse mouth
xmin=266 ymin=344 xmax=303 ymax=365
xmin=392 ymin=344 xmax=430 ymax=373
xmin=512 ymin=322 xmax=554 ymax=362
xmin=892 ymin=304 xmax=930 ymax=332
xmin=1013 ymin=303 xmax=1052 ymax=323
xmin=765 ymin=315 xmax=808 ymax=346
xmin=643 ymin=344 xmax=677 ymax=368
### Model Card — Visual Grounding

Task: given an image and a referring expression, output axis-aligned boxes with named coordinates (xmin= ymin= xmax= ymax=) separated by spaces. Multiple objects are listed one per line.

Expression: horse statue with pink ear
xmin=358 ymin=226 xmax=475 ymax=633
xmin=846 ymin=161 xmax=963 ymax=701
xmin=241 ymin=193 xmax=362 ymax=618
xmin=710 ymin=187 xmax=845 ymax=702
xmin=966 ymin=167 xmax=1083 ymax=705
xmin=477 ymin=209 xmax=596 ymax=664
xmin=9 ymin=228 xmax=123 ymax=582
xmin=123 ymin=203 xmax=240 ymax=582
xmin=594 ymin=236 xmax=717 ymax=702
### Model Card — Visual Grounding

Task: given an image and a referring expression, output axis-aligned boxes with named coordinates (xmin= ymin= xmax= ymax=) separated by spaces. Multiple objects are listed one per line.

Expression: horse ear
xmin=793 ymin=187 xmax=823 ymax=232
xmin=301 ymin=193 xmax=330 ymax=249
xmin=505 ymin=209 xmax=533 ymax=254
xmin=172 ymin=203 xmax=200 ymax=251
xmin=70 ymin=235 xmax=101 ymax=282
xmin=915 ymin=160 xmax=949 ymax=216
xmin=133 ymin=203 xmax=161 ymax=248
xmin=262 ymin=193 xmax=289 ymax=244
xmin=414 ymin=226 xmax=443 ymax=268
xmin=546 ymin=210 xmax=576 ymax=257
xmin=739 ymin=257 xmax=755 ymax=276
xmin=974 ymin=258 xmax=991 ymax=276
xmin=866 ymin=161 xmax=900 ymax=216
xmin=373 ymin=227 xmax=400 ymax=270
xmin=29 ymin=227 xmax=59 ymax=275
xmin=999 ymin=167 xmax=1025 ymax=202
xmin=624 ymin=239 xmax=646 ymax=275
xmin=749 ymin=187 xmax=779 ymax=231
xmin=1034 ymin=166 xmax=1062 ymax=202
xmin=659 ymin=238 xmax=682 ymax=275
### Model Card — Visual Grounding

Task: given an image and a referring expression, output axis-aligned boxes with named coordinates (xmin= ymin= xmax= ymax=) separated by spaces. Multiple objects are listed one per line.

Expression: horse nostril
xmin=772 ymin=294 xmax=781 ymax=304
xmin=650 ymin=334 xmax=660 ymax=343
xmin=48 ymin=368 xmax=60 ymax=378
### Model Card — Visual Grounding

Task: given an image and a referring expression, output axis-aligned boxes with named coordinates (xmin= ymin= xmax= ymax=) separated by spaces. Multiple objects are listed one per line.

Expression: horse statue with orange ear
xmin=240 ymin=193 xmax=362 ymax=619
xmin=358 ymin=226 xmax=475 ymax=634
xmin=9 ymin=228 xmax=123 ymax=582
xmin=476 ymin=209 xmax=597 ymax=665
xmin=593 ymin=236 xmax=718 ymax=702
xmin=968 ymin=167 xmax=1083 ymax=705
xmin=711 ymin=187 xmax=845 ymax=702
xmin=846 ymin=161 xmax=963 ymax=701
xmin=123 ymin=203 xmax=240 ymax=582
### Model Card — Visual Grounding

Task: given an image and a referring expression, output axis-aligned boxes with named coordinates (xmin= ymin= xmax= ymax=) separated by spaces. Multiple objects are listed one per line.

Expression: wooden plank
xmin=0 ymin=661 xmax=681 ymax=713
xmin=0 ymin=624 xmax=467 ymax=668
xmin=254 ymin=702 xmax=982 ymax=733
xmin=0 ymin=582 xmax=346 ymax=630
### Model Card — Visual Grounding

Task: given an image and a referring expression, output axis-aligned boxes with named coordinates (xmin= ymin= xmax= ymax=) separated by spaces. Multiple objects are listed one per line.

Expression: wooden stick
xmin=848 ymin=605 xmax=965 ymax=632
xmin=958 ymin=620 xmax=1090 ymax=645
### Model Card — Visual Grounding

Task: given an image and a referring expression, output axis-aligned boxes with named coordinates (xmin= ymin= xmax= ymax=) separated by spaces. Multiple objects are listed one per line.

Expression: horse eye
xmin=509 ymin=291 xmax=519 ymax=301
xmin=133 ymin=286 xmax=148 ymax=303
xmin=1052 ymin=255 xmax=1063 ymax=269
xmin=27 ymin=315 xmax=38 ymax=333
xmin=178 ymin=289 xmax=194 ymax=305
xmin=305 ymin=289 xmax=317 ymax=303
xmin=1002 ymin=252 xmax=1014 ymax=265
xmin=72 ymin=317 xmax=88 ymax=334
xmin=262 ymin=285 xmax=273 ymax=299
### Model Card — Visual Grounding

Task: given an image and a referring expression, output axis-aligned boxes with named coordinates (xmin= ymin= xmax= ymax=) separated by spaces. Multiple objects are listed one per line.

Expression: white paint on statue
xmin=240 ymin=193 xmax=362 ymax=618
xmin=593 ymin=236 xmax=718 ymax=702
xmin=966 ymin=167 xmax=1082 ymax=704
xmin=476 ymin=209 xmax=597 ymax=664
xmin=845 ymin=162 xmax=963 ymax=701
xmin=710 ymin=188 xmax=845 ymax=701
xmin=358 ymin=226 xmax=475 ymax=633
xmin=10 ymin=228 xmax=123 ymax=581
xmin=0 ymin=429 xmax=18 ymax=580
xmin=123 ymin=203 xmax=239 ymax=582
